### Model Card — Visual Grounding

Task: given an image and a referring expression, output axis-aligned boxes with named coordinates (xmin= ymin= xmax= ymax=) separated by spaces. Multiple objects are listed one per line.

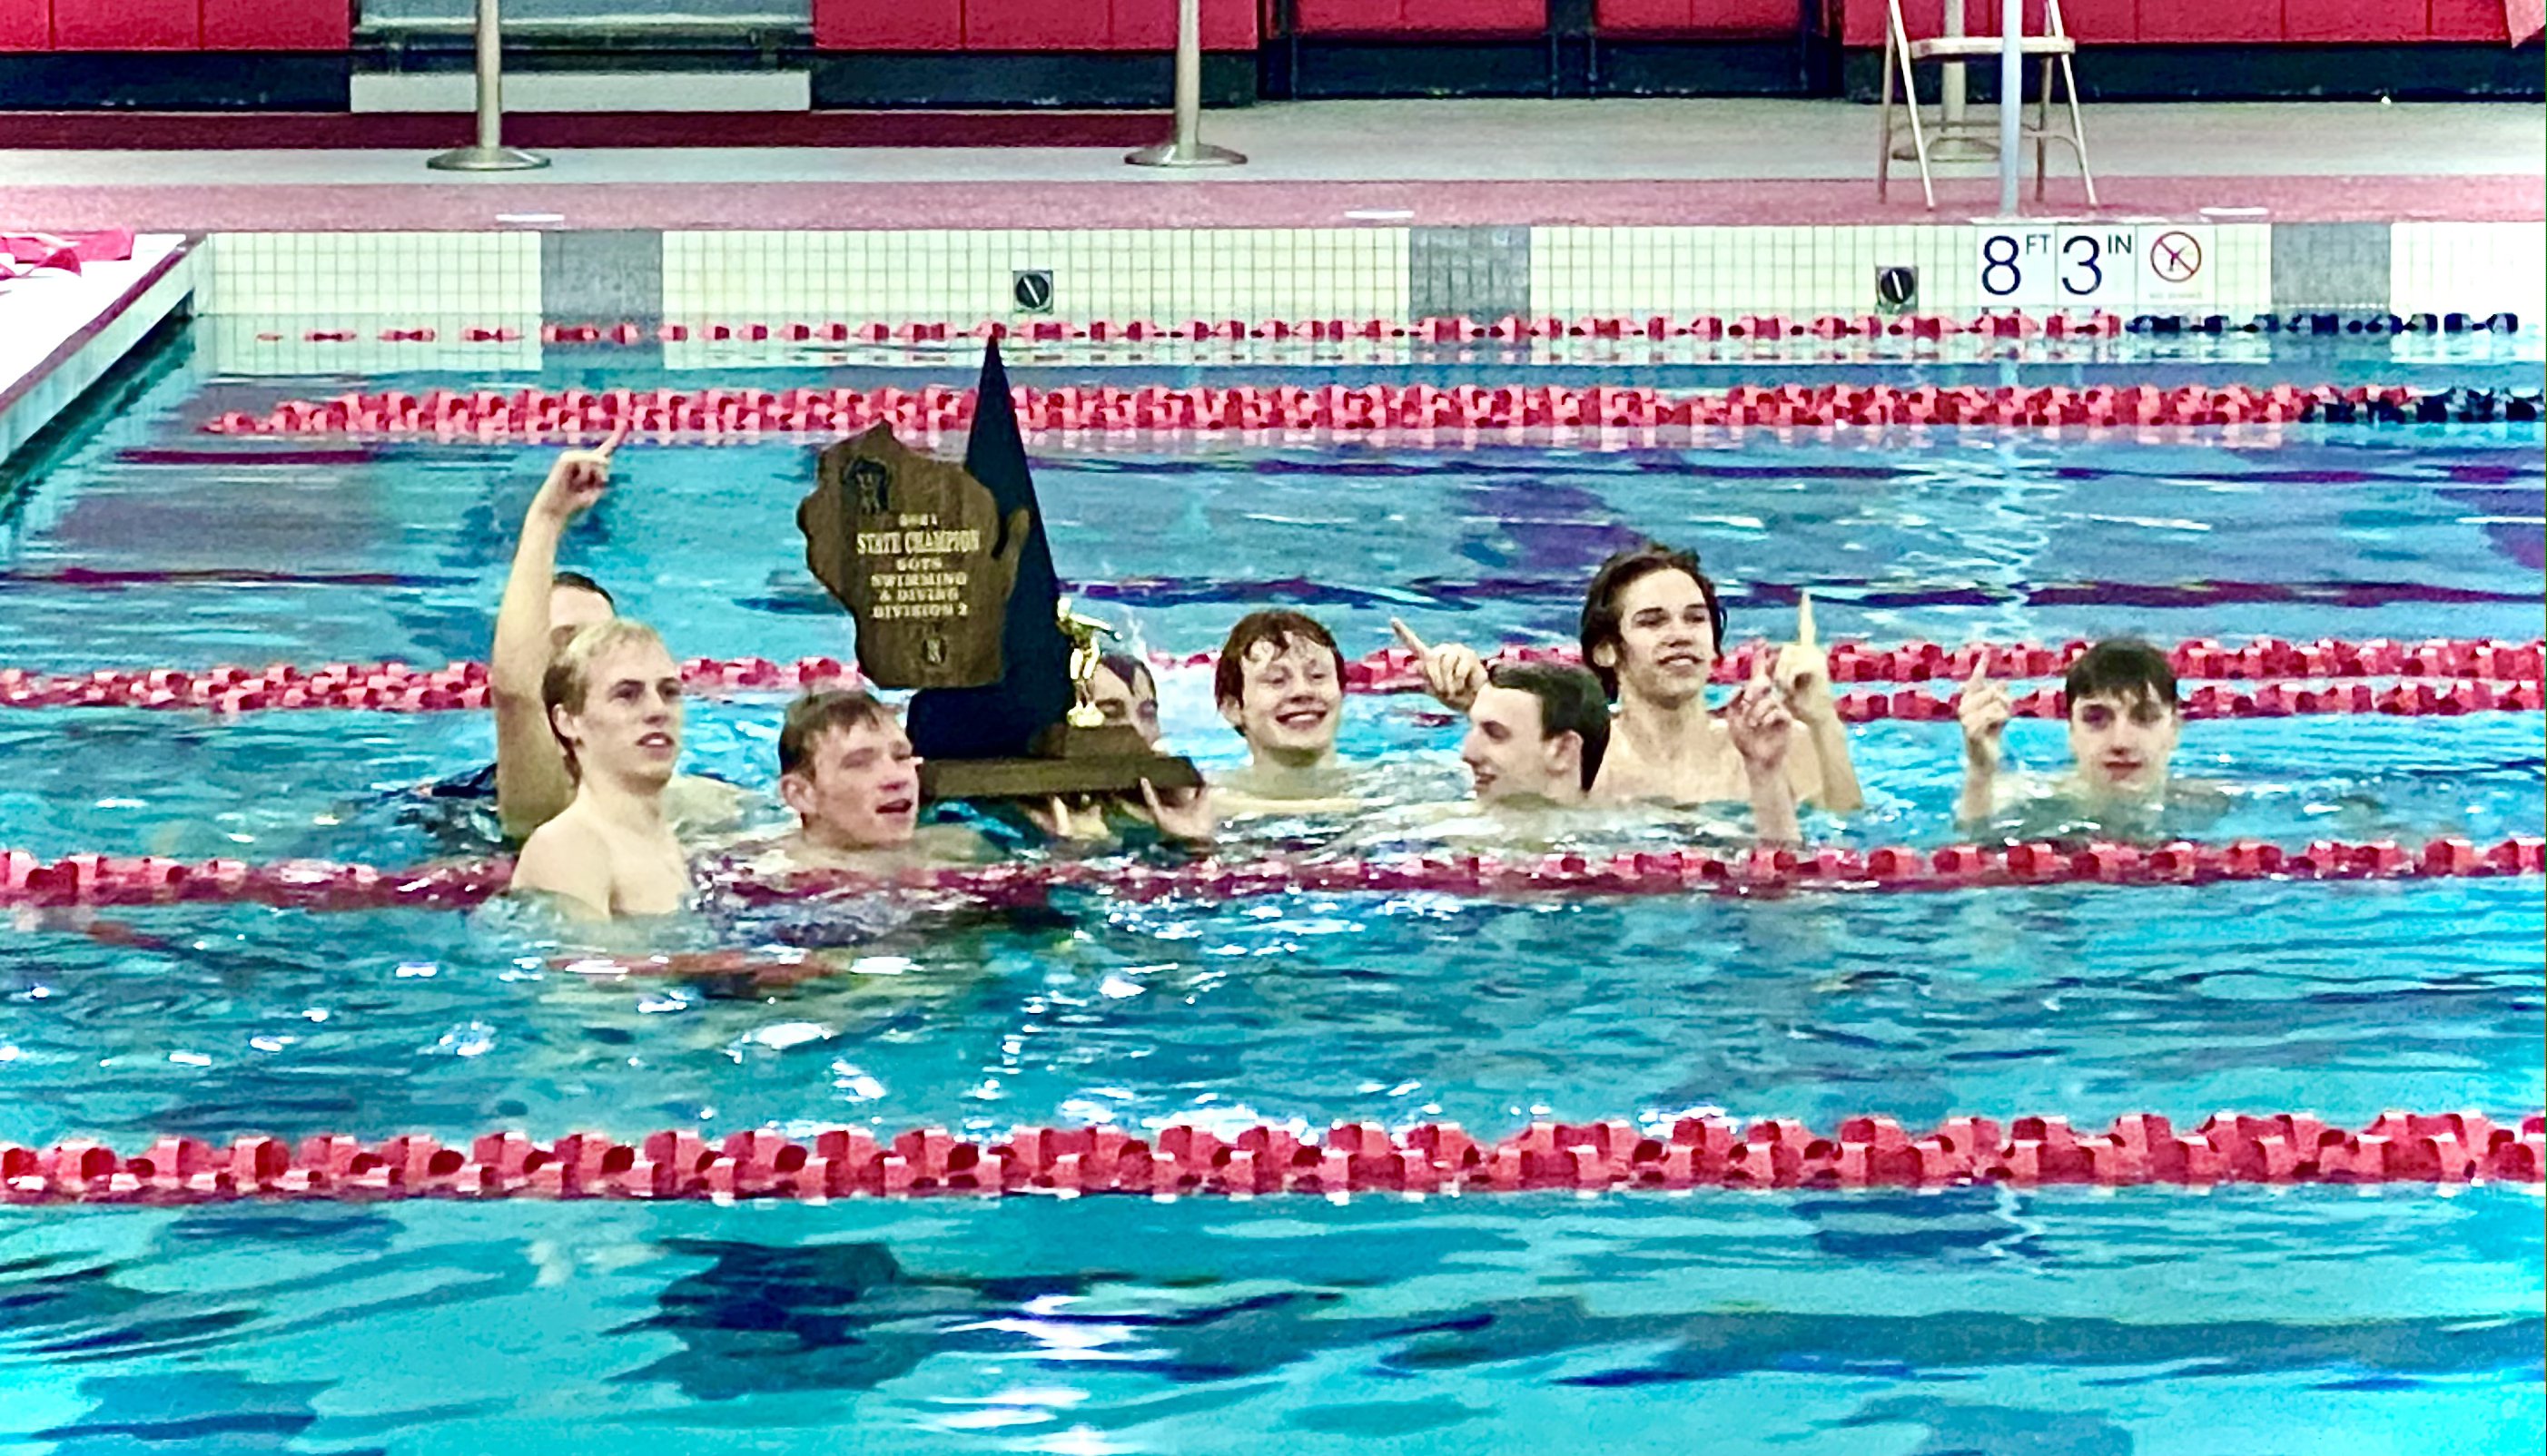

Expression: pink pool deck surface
xmin=0 ymin=100 xmax=2536 ymax=231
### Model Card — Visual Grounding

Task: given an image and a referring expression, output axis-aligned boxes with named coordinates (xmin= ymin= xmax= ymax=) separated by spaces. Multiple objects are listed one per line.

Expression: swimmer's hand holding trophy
xmin=795 ymin=341 xmax=1211 ymax=844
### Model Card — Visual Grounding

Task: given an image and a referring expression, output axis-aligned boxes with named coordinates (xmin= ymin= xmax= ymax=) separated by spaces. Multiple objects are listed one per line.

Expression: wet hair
xmin=1577 ymin=542 xmax=1728 ymax=700
xmin=1487 ymin=661 xmax=1611 ymax=791
xmin=551 ymin=570 xmax=615 ymax=608
xmin=777 ymin=689 xmax=900 ymax=777
xmin=540 ymin=618 xmax=669 ymax=777
xmin=1213 ymin=609 xmax=1346 ymax=704
xmin=541 ymin=618 xmax=666 ymax=717
xmin=1097 ymin=650 xmax=1155 ymax=695
xmin=2064 ymin=639 xmax=2179 ymax=713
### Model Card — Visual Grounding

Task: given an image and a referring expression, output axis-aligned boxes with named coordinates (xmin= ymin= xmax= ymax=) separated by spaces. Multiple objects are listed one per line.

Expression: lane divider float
xmin=199 ymin=382 xmax=2543 ymax=442
xmin=6 ymin=1110 xmax=2537 ymax=1205
xmin=4 ymin=636 xmax=2537 ymax=714
xmin=374 ymin=308 xmax=2526 ymax=349
xmin=4 ymin=836 xmax=2538 ymax=913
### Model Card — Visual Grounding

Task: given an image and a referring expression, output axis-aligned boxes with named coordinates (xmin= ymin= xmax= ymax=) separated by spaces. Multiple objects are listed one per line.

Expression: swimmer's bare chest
xmin=1593 ymin=731 xmax=1751 ymax=806
xmin=610 ymin=832 xmax=693 ymax=917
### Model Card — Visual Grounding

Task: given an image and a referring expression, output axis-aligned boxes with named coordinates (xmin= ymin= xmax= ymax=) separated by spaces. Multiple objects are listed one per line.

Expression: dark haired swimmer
xmin=755 ymin=690 xmax=982 ymax=871
xmin=508 ymin=619 xmax=690 ymax=919
xmin=1403 ymin=621 xmax=1801 ymax=841
xmin=1088 ymin=651 xmax=1161 ymax=745
xmin=490 ymin=436 xmax=743 ymax=841
xmin=1958 ymin=638 xmax=2222 ymax=830
xmin=1395 ymin=543 xmax=1851 ymax=825
xmin=1461 ymin=662 xmax=1608 ymax=807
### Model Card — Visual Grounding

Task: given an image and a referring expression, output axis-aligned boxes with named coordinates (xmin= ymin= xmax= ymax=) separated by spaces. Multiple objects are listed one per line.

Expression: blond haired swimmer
xmin=508 ymin=619 xmax=691 ymax=920
xmin=489 ymin=431 xmax=743 ymax=841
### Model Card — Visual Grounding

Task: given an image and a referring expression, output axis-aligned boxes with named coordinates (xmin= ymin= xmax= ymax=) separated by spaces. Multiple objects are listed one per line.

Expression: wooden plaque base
xmin=921 ymin=753 xmax=1205 ymax=802
xmin=920 ymin=719 xmax=1202 ymax=802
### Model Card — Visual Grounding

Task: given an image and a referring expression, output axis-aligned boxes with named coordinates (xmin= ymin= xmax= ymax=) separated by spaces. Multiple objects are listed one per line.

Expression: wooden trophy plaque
xmin=801 ymin=422 xmax=1201 ymax=802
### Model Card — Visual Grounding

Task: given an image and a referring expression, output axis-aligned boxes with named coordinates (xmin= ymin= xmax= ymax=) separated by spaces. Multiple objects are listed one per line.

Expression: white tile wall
xmin=196 ymin=316 xmax=544 ymax=376
xmin=1532 ymin=225 xmax=1999 ymax=318
xmin=2210 ymin=224 xmax=2272 ymax=318
xmin=186 ymin=222 xmax=2528 ymax=339
xmin=661 ymin=229 xmax=1411 ymax=323
xmin=2392 ymin=221 xmax=2547 ymax=321
xmin=203 ymin=232 xmax=541 ymax=316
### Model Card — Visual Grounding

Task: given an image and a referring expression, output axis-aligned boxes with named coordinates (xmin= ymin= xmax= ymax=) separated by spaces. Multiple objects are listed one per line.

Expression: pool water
xmin=0 ymin=330 xmax=2540 ymax=1454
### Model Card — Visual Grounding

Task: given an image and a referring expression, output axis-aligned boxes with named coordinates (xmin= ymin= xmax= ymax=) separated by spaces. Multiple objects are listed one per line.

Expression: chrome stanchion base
xmin=1125 ymin=140 xmax=1246 ymax=169
xmin=427 ymin=145 xmax=550 ymax=172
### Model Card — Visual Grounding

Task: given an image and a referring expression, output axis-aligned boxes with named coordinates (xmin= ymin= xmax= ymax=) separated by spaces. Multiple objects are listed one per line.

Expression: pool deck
xmin=0 ymin=235 xmax=195 ymax=468
xmin=0 ymin=99 xmax=2537 ymax=231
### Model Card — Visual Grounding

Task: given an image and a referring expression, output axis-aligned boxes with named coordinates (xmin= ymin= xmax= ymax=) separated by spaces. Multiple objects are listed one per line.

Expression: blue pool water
xmin=0 ymin=332 xmax=2540 ymax=1453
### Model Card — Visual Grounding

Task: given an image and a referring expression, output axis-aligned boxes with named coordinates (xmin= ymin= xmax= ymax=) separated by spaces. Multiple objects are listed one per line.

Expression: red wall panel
xmin=1111 ymin=0 xmax=1255 ymax=47
xmin=2136 ymin=0 xmax=2278 ymax=40
xmin=1597 ymin=0 xmax=1691 ymax=28
xmin=814 ymin=0 xmax=963 ymax=48
xmin=1295 ymin=0 xmax=1395 ymax=30
xmin=1403 ymin=0 xmax=1545 ymax=30
xmin=1847 ymin=0 xmax=1930 ymax=47
xmin=2427 ymin=0 xmax=2510 ymax=38
xmin=0 ymin=0 xmax=47 ymax=51
xmin=1297 ymin=0 xmax=1545 ymax=33
xmin=2285 ymin=0 xmax=2427 ymax=40
xmin=50 ymin=0 xmax=197 ymax=48
xmin=964 ymin=0 xmax=1110 ymax=47
xmin=1595 ymin=0 xmax=1797 ymax=33
xmin=202 ymin=0 xmax=350 ymax=49
xmin=2050 ymin=0 xmax=2136 ymax=40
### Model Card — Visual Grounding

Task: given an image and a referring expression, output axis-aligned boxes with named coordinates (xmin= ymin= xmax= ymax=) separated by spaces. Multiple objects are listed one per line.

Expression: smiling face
xmin=1596 ymin=568 xmax=1718 ymax=706
xmin=2067 ymin=689 xmax=2180 ymax=798
xmin=549 ymin=636 xmax=682 ymax=789
xmin=780 ymin=716 xmax=923 ymax=850
xmin=1088 ymin=663 xmax=1160 ymax=746
xmin=1218 ymin=637 xmax=1342 ymax=764
xmin=548 ymin=583 xmax=616 ymax=657
xmin=1461 ymin=684 xmax=1582 ymax=805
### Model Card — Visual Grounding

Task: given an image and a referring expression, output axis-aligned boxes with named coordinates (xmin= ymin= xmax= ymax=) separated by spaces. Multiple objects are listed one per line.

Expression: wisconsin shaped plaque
xmin=799 ymin=424 xmax=1029 ymax=689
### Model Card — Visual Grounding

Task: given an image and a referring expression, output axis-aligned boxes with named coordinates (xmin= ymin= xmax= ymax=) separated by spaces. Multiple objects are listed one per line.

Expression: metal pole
xmin=1997 ymin=0 xmax=2020 ymax=214
xmin=427 ymin=0 xmax=548 ymax=172
xmin=1127 ymin=0 xmax=1244 ymax=168
xmin=1940 ymin=2 xmax=1966 ymax=130
xmin=1926 ymin=1 xmax=1993 ymax=162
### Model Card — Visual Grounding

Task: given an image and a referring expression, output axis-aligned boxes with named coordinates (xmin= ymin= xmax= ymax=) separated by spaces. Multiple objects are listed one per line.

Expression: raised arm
xmin=1955 ymin=664 xmax=2012 ymax=825
xmin=492 ymin=436 xmax=617 ymax=839
xmin=1390 ymin=618 xmax=1488 ymax=712
xmin=1773 ymin=592 xmax=1864 ymax=812
xmin=1728 ymin=656 xmax=1802 ymax=846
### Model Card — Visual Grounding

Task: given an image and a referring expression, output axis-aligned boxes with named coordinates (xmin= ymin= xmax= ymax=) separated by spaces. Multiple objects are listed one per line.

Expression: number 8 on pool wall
xmin=1973 ymin=228 xmax=2057 ymax=308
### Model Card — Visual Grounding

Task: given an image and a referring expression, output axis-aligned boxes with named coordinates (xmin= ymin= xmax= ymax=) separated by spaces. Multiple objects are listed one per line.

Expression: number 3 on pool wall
xmin=1975 ymin=227 xmax=2137 ymax=311
xmin=2055 ymin=228 xmax=2137 ymax=311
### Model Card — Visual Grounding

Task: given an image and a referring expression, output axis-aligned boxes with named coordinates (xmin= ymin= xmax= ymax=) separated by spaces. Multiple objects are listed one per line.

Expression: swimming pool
xmin=0 ymin=320 xmax=2539 ymax=1453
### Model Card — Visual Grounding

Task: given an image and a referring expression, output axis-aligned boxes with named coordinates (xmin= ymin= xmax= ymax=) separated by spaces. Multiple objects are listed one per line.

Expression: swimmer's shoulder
xmin=511 ymin=811 xmax=616 ymax=914
xmin=2167 ymin=777 xmax=2234 ymax=809
xmin=1215 ymin=791 xmax=1366 ymax=821
xmin=914 ymin=823 xmax=999 ymax=864
xmin=666 ymin=774 xmax=755 ymax=833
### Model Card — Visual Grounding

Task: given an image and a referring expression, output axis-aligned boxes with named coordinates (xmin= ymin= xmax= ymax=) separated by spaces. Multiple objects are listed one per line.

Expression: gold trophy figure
xmin=1057 ymin=597 xmax=1117 ymax=730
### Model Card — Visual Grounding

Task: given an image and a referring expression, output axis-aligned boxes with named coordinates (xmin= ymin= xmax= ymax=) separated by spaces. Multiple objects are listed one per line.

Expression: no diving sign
xmin=1970 ymin=221 xmax=2218 ymax=313
xmin=2137 ymin=223 xmax=2213 ymax=309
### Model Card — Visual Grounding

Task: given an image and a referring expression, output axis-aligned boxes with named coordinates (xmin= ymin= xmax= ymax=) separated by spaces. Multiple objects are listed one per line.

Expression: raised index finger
xmin=1388 ymin=617 xmax=1432 ymax=658
xmin=1794 ymin=590 xmax=1817 ymax=649
xmin=592 ymin=420 xmax=628 ymax=458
